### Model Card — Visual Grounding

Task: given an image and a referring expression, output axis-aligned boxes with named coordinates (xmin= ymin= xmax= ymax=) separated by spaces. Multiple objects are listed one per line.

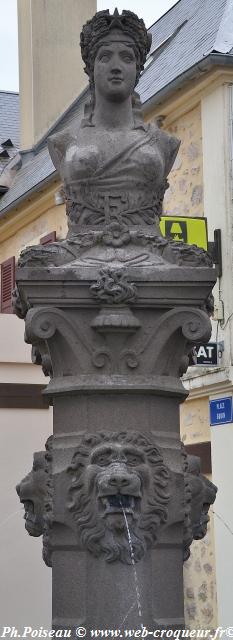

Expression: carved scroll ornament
xmin=22 ymin=303 xmax=212 ymax=379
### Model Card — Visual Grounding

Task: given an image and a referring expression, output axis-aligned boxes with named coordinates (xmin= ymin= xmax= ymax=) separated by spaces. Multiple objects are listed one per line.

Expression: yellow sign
xmin=160 ymin=216 xmax=208 ymax=250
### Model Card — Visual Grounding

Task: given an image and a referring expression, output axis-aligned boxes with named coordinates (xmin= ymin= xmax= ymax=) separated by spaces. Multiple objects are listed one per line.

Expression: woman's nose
xmin=110 ymin=65 xmax=122 ymax=74
xmin=110 ymin=56 xmax=123 ymax=73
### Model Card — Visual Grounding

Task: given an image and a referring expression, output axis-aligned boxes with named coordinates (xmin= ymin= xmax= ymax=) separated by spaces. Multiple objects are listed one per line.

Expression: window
xmin=40 ymin=231 xmax=56 ymax=245
xmin=0 ymin=256 xmax=15 ymax=313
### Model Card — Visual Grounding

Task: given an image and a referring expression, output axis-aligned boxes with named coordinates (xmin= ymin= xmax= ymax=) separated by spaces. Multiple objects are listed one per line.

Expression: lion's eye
xmin=126 ymin=455 xmax=142 ymax=465
xmin=95 ymin=455 xmax=110 ymax=466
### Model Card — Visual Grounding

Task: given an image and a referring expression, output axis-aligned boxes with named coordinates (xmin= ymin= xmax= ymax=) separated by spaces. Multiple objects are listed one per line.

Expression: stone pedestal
xmin=16 ymin=261 xmax=215 ymax=633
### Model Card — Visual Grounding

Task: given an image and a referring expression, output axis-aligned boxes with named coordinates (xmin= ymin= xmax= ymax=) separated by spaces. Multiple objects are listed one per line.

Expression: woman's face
xmin=93 ymin=31 xmax=137 ymax=102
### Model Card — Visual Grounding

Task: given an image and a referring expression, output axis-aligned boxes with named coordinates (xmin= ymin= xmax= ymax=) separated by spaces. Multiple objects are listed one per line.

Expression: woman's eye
xmin=121 ymin=54 xmax=134 ymax=63
xmin=99 ymin=54 xmax=110 ymax=62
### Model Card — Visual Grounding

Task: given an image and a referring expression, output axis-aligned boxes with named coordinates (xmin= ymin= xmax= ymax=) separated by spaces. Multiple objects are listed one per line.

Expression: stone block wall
xmin=181 ymin=396 xmax=218 ymax=632
xmin=184 ymin=513 xmax=218 ymax=633
xmin=163 ymin=105 xmax=203 ymax=219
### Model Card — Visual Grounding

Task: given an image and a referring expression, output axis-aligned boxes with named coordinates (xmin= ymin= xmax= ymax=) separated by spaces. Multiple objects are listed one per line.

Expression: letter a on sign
xmin=164 ymin=220 xmax=187 ymax=243
xmin=197 ymin=346 xmax=207 ymax=358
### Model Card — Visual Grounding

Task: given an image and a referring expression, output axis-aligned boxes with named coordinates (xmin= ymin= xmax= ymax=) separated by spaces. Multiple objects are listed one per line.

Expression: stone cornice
xmin=146 ymin=68 xmax=233 ymax=127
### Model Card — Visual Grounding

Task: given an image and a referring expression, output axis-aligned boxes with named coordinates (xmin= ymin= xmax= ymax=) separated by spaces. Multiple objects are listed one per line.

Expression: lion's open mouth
xmin=100 ymin=494 xmax=139 ymax=515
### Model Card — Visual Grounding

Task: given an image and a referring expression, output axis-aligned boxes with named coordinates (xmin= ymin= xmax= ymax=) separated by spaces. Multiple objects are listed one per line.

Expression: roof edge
xmin=142 ymin=52 xmax=233 ymax=113
xmin=148 ymin=0 xmax=181 ymax=32
xmin=0 ymin=170 xmax=58 ymax=221
xmin=0 ymin=90 xmax=19 ymax=96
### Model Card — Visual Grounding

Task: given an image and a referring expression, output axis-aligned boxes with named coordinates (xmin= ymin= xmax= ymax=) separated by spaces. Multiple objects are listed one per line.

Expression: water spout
xmin=120 ymin=500 xmax=143 ymax=627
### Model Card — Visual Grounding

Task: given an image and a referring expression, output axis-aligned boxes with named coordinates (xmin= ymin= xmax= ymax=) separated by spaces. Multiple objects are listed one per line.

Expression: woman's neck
xmin=93 ymin=94 xmax=134 ymax=130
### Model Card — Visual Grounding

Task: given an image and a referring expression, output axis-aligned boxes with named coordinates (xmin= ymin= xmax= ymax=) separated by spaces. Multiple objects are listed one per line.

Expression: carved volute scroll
xmin=120 ymin=307 xmax=212 ymax=377
xmin=23 ymin=302 xmax=212 ymax=380
xmin=24 ymin=306 xmax=94 ymax=377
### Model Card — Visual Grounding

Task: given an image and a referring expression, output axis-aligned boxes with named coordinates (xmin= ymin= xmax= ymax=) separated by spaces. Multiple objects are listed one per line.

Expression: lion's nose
xmin=109 ymin=475 xmax=129 ymax=488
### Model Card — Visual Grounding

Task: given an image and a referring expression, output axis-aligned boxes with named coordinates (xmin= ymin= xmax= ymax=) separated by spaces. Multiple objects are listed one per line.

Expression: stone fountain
xmin=15 ymin=8 xmax=217 ymax=634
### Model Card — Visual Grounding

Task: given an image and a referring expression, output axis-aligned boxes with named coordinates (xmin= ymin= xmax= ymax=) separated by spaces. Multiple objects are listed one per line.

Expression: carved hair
xmin=80 ymin=9 xmax=152 ymax=85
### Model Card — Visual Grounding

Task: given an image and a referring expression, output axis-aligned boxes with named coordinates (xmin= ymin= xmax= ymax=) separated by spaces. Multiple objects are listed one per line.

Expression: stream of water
xmin=120 ymin=501 xmax=143 ymax=628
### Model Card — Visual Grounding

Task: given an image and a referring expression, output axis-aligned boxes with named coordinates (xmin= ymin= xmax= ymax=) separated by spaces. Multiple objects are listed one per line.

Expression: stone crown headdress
xmin=80 ymin=8 xmax=152 ymax=82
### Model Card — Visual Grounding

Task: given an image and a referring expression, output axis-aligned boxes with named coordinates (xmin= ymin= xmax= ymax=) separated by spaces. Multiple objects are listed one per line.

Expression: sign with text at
xmin=160 ymin=216 xmax=208 ymax=250
xmin=194 ymin=342 xmax=218 ymax=366
xmin=209 ymin=397 xmax=233 ymax=426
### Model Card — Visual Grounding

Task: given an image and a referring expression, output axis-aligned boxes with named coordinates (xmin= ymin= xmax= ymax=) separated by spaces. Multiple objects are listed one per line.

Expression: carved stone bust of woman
xmin=49 ymin=10 xmax=179 ymax=234
xmin=19 ymin=9 xmax=211 ymax=268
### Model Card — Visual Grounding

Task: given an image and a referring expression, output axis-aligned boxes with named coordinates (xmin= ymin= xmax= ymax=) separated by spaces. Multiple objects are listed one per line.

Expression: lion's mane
xmin=67 ymin=432 xmax=170 ymax=563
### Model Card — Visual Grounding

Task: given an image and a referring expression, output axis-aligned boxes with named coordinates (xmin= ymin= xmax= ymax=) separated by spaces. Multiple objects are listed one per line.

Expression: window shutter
xmin=1 ymin=256 xmax=15 ymax=313
xmin=40 ymin=231 xmax=56 ymax=245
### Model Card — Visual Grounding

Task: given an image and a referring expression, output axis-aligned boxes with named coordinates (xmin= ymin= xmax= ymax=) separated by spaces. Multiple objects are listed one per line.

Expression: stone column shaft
xmin=15 ymin=264 xmax=215 ymax=632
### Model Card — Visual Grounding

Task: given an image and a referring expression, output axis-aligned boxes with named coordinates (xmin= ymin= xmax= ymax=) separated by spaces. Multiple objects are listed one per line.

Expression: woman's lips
xmin=109 ymin=77 xmax=123 ymax=82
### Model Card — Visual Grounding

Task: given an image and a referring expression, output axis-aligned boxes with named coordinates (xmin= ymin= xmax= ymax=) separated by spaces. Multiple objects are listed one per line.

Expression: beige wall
xmin=202 ymin=84 xmax=233 ymax=368
xmin=163 ymin=105 xmax=203 ymax=218
xmin=211 ymin=420 xmax=233 ymax=628
xmin=0 ymin=407 xmax=52 ymax=626
xmin=180 ymin=396 xmax=211 ymax=445
xmin=0 ymin=189 xmax=67 ymax=264
xmin=184 ymin=513 xmax=218 ymax=632
xmin=0 ymin=314 xmax=34 ymax=364
xmin=180 ymin=396 xmax=218 ymax=631
xmin=18 ymin=0 xmax=96 ymax=149
xmin=0 ymin=314 xmax=49 ymax=384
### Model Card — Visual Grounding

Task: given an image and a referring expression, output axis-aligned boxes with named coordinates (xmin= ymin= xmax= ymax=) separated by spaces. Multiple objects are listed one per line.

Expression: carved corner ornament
xmin=90 ymin=267 xmax=137 ymax=304
xmin=12 ymin=285 xmax=28 ymax=320
xmin=67 ymin=431 xmax=170 ymax=563
xmin=16 ymin=436 xmax=53 ymax=567
xmin=182 ymin=446 xmax=217 ymax=561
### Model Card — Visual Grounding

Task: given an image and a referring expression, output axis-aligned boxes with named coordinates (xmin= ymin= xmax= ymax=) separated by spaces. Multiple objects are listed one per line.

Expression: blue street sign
xmin=209 ymin=396 xmax=233 ymax=426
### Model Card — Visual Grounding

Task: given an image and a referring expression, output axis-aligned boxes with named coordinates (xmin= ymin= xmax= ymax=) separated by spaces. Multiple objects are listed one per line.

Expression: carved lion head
xmin=67 ymin=431 xmax=170 ymax=563
xmin=16 ymin=451 xmax=48 ymax=537
xmin=187 ymin=455 xmax=217 ymax=540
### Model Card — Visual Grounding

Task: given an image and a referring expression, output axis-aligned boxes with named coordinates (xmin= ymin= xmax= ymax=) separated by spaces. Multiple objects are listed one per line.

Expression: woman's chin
xmin=106 ymin=87 xmax=131 ymax=103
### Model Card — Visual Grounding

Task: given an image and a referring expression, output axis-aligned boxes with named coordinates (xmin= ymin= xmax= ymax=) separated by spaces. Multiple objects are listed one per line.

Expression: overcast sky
xmin=0 ymin=0 xmax=178 ymax=92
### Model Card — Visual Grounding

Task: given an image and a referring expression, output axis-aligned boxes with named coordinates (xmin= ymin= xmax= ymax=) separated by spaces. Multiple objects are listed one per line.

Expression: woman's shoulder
xmin=48 ymin=124 xmax=82 ymax=171
xmin=149 ymin=123 xmax=180 ymax=176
